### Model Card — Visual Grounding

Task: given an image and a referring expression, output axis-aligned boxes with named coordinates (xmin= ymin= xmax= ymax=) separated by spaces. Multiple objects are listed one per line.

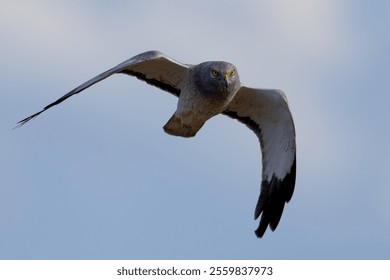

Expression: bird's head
xmin=193 ymin=61 xmax=241 ymax=101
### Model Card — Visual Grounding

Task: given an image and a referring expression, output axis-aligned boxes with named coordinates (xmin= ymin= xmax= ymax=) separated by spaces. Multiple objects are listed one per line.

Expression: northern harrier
xmin=17 ymin=51 xmax=296 ymax=238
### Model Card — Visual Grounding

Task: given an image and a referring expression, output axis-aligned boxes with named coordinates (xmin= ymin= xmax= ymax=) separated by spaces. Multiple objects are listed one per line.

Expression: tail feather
xmin=163 ymin=114 xmax=205 ymax=138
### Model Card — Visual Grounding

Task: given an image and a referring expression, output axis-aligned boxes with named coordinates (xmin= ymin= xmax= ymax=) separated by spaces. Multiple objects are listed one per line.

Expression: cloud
xmin=256 ymin=0 xmax=350 ymax=60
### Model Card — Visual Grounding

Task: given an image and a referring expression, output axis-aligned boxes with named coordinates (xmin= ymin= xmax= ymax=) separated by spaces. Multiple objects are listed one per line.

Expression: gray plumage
xmin=17 ymin=50 xmax=296 ymax=238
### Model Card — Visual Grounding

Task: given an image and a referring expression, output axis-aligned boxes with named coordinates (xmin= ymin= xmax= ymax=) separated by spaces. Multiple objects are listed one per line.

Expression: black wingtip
xmin=253 ymin=159 xmax=296 ymax=238
xmin=254 ymin=219 xmax=270 ymax=238
xmin=14 ymin=110 xmax=45 ymax=129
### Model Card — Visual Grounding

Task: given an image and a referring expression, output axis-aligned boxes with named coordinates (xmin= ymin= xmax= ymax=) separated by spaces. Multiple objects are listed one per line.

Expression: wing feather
xmin=16 ymin=50 xmax=188 ymax=127
xmin=223 ymin=86 xmax=296 ymax=238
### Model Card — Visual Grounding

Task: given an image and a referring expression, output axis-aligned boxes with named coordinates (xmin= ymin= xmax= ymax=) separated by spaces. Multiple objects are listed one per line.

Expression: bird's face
xmin=193 ymin=61 xmax=241 ymax=100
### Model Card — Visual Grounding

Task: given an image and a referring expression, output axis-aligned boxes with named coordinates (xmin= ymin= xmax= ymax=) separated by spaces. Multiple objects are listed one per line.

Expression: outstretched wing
xmin=223 ymin=86 xmax=296 ymax=238
xmin=17 ymin=50 xmax=189 ymax=126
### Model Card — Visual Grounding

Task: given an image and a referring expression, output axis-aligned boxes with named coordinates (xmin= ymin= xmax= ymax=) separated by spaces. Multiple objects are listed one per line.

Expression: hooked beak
xmin=223 ymin=73 xmax=229 ymax=88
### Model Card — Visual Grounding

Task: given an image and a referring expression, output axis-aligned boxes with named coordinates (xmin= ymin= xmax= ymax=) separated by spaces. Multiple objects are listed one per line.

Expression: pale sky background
xmin=1 ymin=0 xmax=389 ymax=259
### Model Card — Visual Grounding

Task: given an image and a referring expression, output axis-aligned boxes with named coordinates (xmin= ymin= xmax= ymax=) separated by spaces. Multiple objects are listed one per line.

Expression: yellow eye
xmin=230 ymin=69 xmax=235 ymax=76
xmin=211 ymin=70 xmax=219 ymax=77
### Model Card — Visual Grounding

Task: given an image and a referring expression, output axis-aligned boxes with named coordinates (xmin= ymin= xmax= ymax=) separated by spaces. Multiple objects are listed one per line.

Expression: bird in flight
xmin=17 ymin=50 xmax=296 ymax=238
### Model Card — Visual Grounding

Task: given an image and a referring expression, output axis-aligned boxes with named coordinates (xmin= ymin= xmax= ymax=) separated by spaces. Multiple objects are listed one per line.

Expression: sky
xmin=1 ymin=0 xmax=389 ymax=259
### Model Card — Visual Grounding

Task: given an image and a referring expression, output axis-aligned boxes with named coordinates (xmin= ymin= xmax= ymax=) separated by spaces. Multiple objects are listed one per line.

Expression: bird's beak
xmin=224 ymin=73 xmax=229 ymax=88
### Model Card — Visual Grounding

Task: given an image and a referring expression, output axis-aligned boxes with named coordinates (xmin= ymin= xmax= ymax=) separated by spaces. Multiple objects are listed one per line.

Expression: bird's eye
xmin=230 ymin=69 xmax=235 ymax=76
xmin=211 ymin=70 xmax=219 ymax=77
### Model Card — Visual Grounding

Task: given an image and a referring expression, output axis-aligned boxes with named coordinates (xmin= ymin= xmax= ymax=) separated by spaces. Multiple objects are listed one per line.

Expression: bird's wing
xmin=223 ymin=86 xmax=296 ymax=238
xmin=17 ymin=50 xmax=189 ymax=126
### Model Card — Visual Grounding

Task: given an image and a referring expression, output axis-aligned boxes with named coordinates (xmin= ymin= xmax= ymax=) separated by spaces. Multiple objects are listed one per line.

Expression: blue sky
xmin=1 ymin=0 xmax=389 ymax=259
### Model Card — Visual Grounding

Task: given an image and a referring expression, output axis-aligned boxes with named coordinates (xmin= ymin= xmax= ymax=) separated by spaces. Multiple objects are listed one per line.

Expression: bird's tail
xmin=163 ymin=114 xmax=205 ymax=138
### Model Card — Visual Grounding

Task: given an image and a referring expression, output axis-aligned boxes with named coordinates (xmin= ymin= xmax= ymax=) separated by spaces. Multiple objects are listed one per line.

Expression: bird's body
xmin=17 ymin=51 xmax=296 ymax=238
xmin=165 ymin=61 xmax=241 ymax=137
